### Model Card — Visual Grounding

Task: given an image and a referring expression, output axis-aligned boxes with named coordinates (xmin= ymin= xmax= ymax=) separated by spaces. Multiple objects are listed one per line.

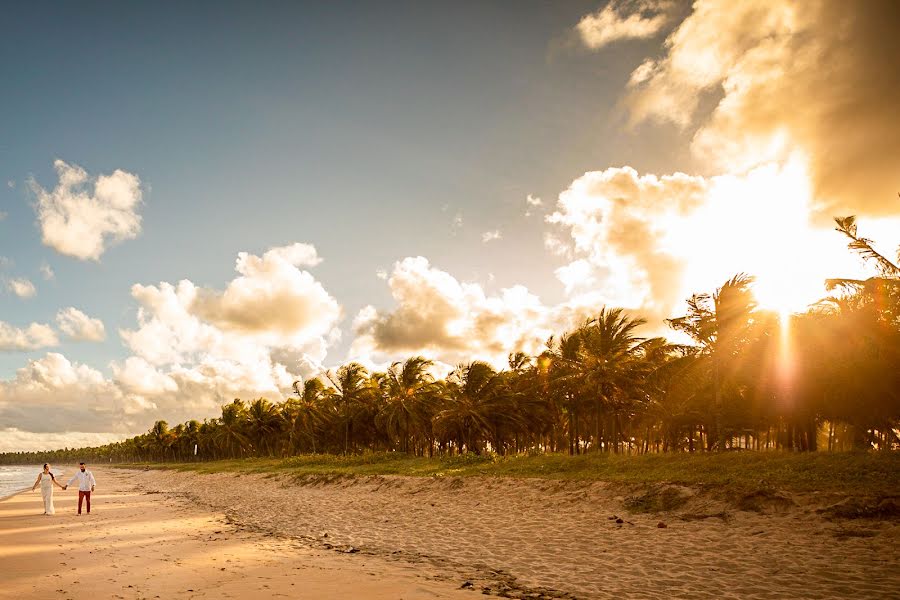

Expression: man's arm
xmin=89 ymin=472 xmax=96 ymax=490
xmin=67 ymin=474 xmax=78 ymax=486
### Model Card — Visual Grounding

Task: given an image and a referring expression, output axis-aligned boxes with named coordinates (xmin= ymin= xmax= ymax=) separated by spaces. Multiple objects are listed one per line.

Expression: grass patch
xmin=115 ymin=451 xmax=900 ymax=496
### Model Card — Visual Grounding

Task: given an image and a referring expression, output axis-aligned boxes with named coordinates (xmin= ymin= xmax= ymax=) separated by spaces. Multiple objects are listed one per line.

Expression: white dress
xmin=39 ymin=472 xmax=55 ymax=515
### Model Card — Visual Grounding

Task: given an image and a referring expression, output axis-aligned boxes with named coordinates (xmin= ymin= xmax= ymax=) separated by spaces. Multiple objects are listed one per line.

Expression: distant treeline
xmin=1 ymin=217 xmax=898 ymax=465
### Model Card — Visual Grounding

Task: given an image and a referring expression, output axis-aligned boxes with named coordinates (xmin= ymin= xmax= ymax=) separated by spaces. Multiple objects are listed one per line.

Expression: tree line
xmin=1 ymin=217 xmax=897 ymax=465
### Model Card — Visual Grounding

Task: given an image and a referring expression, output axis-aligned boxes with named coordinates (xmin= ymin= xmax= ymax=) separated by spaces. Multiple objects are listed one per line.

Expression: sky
xmin=1 ymin=0 xmax=899 ymax=451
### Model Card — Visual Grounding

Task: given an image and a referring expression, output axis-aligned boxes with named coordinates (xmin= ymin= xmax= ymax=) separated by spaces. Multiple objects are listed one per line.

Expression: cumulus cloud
xmin=0 ymin=353 xmax=131 ymax=435
xmin=0 ymin=321 xmax=59 ymax=351
xmin=6 ymin=277 xmax=36 ymax=299
xmin=0 ymin=242 xmax=344 ymax=448
xmin=351 ymin=257 xmax=589 ymax=368
xmin=482 ymin=230 xmax=502 ymax=243
xmin=0 ymin=428 xmax=125 ymax=453
xmin=547 ymin=166 xmax=707 ymax=320
xmin=40 ymin=262 xmax=55 ymax=280
xmin=56 ymin=307 xmax=106 ymax=342
xmin=546 ymin=160 xmax=875 ymax=325
xmin=117 ymin=241 xmax=341 ymax=414
xmin=622 ymin=0 xmax=900 ymax=216
xmin=451 ymin=213 xmax=464 ymax=234
xmin=30 ymin=159 xmax=143 ymax=260
xmin=525 ymin=194 xmax=543 ymax=217
xmin=576 ymin=0 xmax=673 ymax=50
xmin=190 ymin=243 xmax=332 ymax=335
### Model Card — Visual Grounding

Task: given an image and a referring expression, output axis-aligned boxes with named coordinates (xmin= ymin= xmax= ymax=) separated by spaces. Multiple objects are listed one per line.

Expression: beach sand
xmin=2 ymin=467 xmax=898 ymax=600
xmin=0 ymin=468 xmax=473 ymax=600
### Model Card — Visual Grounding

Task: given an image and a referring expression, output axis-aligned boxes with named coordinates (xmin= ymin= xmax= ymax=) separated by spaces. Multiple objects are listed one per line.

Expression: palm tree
xmin=543 ymin=332 xmax=588 ymax=454
xmin=246 ymin=398 xmax=282 ymax=456
xmin=576 ymin=308 xmax=653 ymax=453
xmin=377 ymin=356 xmax=439 ymax=454
xmin=283 ymin=378 xmax=328 ymax=454
xmin=216 ymin=399 xmax=251 ymax=458
xmin=325 ymin=363 xmax=376 ymax=454
xmin=435 ymin=361 xmax=518 ymax=454
xmin=149 ymin=420 xmax=174 ymax=460
xmin=668 ymin=274 xmax=758 ymax=451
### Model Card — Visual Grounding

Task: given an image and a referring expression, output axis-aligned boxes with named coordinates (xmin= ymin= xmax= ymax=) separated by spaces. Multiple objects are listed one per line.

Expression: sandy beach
xmin=0 ymin=468 xmax=472 ymax=600
xmin=2 ymin=467 xmax=898 ymax=600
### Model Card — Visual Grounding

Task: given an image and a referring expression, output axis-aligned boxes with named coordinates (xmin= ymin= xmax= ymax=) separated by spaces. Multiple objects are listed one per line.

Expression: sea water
xmin=0 ymin=465 xmax=63 ymax=500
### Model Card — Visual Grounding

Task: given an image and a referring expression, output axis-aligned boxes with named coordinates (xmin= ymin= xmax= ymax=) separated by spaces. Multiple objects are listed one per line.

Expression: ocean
xmin=0 ymin=465 xmax=67 ymax=500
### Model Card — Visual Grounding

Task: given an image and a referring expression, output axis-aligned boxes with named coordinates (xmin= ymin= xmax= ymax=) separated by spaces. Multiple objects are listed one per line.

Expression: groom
xmin=65 ymin=462 xmax=96 ymax=515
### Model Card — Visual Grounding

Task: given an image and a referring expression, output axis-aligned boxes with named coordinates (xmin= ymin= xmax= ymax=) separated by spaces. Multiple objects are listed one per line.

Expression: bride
xmin=32 ymin=463 xmax=66 ymax=515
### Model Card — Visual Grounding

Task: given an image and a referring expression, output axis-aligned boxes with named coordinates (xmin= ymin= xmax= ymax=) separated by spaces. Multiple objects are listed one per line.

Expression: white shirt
xmin=67 ymin=470 xmax=96 ymax=492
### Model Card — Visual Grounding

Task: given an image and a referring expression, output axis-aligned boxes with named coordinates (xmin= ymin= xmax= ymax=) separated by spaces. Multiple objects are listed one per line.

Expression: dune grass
xmin=116 ymin=451 xmax=900 ymax=496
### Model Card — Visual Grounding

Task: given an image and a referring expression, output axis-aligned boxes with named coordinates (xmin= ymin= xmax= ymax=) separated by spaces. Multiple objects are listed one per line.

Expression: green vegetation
xmin=121 ymin=450 xmax=900 ymax=496
xmin=1 ymin=217 xmax=898 ymax=466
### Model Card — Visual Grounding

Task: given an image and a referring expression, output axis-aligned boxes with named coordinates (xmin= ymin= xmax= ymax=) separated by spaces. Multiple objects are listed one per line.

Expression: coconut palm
xmin=216 ymin=399 xmax=251 ymax=458
xmin=668 ymin=274 xmax=758 ymax=450
xmin=149 ymin=420 xmax=174 ymax=460
xmin=325 ymin=362 xmax=376 ymax=454
xmin=246 ymin=398 xmax=282 ymax=456
xmin=576 ymin=309 xmax=654 ymax=453
xmin=434 ymin=361 xmax=520 ymax=454
xmin=283 ymin=378 xmax=328 ymax=454
xmin=377 ymin=356 xmax=439 ymax=454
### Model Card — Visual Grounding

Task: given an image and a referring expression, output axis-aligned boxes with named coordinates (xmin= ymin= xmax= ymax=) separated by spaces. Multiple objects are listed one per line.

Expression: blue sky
xmin=2 ymin=1 xmax=898 ymax=450
xmin=1 ymin=1 xmax=678 ymax=378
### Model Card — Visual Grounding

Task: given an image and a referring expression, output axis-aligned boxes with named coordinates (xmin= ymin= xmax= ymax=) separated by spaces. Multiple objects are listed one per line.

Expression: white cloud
xmin=40 ymin=262 xmax=55 ymax=280
xmin=118 ymin=241 xmax=341 ymax=407
xmin=0 ymin=428 xmax=126 ymax=453
xmin=350 ymin=256 xmax=589 ymax=368
xmin=546 ymin=160 xmax=886 ymax=323
xmin=0 ymin=257 xmax=12 ymax=269
xmin=543 ymin=233 xmax=571 ymax=258
xmin=30 ymin=159 xmax=144 ymax=260
xmin=56 ymin=307 xmax=106 ymax=342
xmin=623 ymin=0 xmax=900 ymax=216
xmin=525 ymin=194 xmax=543 ymax=217
xmin=482 ymin=230 xmax=502 ymax=243
xmin=6 ymin=277 xmax=36 ymax=299
xmin=451 ymin=212 xmax=463 ymax=234
xmin=0 ymin=321 xmax=59 ymax=351
xmin=0 ymin=242 xmax=345 ymax=444
xmin=0 ymin=353 xmax=131 ymax=435
xmin=576 ymin=0 xmax=673 ymax=50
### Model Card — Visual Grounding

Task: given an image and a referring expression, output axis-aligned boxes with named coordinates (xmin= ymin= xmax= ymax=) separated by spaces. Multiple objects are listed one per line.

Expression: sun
xmin=666 ymin=156 xmax=846 ymax=320
xmin=752 ymin=272 xmax=823 ymax=318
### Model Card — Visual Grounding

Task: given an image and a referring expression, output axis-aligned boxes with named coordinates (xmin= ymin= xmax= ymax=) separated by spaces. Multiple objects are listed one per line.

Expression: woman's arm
xmin=32 ymin=473 xmax=41 ymax=491
xmin=53 ymin=477 xmax=66 ymax=489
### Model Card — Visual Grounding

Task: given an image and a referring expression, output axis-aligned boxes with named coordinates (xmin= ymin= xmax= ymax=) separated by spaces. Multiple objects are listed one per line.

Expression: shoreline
xmin=0 ymin=485 xmax=32 ymax=503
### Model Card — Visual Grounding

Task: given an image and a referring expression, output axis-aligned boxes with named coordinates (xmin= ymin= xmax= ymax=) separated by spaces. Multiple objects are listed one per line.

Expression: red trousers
xmin=78 ymin=491 xmax=91 ymax=514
